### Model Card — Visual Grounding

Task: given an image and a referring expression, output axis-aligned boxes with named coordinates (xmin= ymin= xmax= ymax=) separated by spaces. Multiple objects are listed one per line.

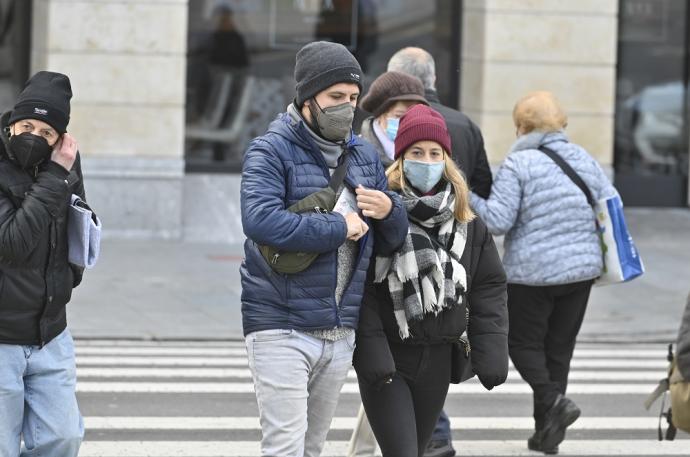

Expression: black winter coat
xmin=425 ymin=90 xmax=493 ymax=199
xmin=0 ymin=111 xmax=86 ymax=346
xmin=353 ymin=216 xmax=509 ymax=387
xmin=677 ymin=294 xmax=690 ymax=379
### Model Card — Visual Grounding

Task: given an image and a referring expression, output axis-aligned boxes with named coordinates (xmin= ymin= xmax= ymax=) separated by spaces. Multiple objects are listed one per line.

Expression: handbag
xmin=67 ymin=194 xmax=101 ymax=269
xmin=539 ymin=146 xmax=644 ymax=286
xmin=258 ymin=153 xmax=350 ymax=274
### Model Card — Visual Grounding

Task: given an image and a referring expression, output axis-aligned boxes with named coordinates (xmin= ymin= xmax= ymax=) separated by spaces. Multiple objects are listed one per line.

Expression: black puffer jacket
xmin=425 ymin=90 xmax=493 ymax=199
xmin=353 ymin=216 xmax=508 ymax=387
xmin=0 ymin=111 xmax=86 ymax=346
xmin=677 ymin=293 xmax=690 ymax=380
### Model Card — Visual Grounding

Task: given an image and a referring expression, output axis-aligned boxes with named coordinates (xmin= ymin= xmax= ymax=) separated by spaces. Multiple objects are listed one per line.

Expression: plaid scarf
xmin=375 ymin=182 xmax=468 ymax=339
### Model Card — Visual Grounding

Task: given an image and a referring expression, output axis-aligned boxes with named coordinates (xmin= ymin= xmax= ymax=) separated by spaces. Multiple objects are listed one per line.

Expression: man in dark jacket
xmin=240 ymin=41 xmax=408 ymax=457
xmin=388 ymin=46 xmax=493 ymax=199
xmin=0 ymin=72 xmax=85 ymax=457
xmin=387 ymin=46 xmax=493 ymax=457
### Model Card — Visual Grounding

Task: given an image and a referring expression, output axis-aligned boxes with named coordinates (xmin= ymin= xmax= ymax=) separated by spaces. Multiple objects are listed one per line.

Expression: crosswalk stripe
xmin=75 ymin=347 xmax=248 ymax=356
xmin=73 ymin=356 xmax=670 ymax=369
xmin=83 ymin=416 xmax=662 ymax=430
xmin=75 ymin=382 xmax=657 ymax=394
xmin=71 ymin=346 xmax=668 ymax=358
xmin=74 ymin=367 xmax=665 ymax=381
xmin=76 ymin=440 xmax=690 ymax=456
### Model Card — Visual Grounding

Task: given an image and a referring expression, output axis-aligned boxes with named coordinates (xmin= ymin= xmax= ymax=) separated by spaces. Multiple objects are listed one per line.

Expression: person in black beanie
xmin=0 ymin=71 xmax=87 ymax=457
xmin=240 ymin=41 xmax=408 ymax=456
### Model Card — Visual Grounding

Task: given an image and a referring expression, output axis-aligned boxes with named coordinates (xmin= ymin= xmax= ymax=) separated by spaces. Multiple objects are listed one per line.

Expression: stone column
xmin=31 ymin=0 xmax=188 ymax=238
xmin=461 ymin=0 xmax=619 ymax=172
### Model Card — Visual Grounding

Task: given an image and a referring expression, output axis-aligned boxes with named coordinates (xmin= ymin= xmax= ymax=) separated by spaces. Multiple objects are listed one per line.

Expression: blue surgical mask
xmin=385 ymin=117 xmax=400 ymax=141
xmin=403 ymin=160 xmax=445 ymax=193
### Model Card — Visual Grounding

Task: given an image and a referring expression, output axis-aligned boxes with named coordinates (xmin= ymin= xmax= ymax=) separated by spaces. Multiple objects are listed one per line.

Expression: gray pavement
xmin=68 ymin=208 xmax=690 ymax=343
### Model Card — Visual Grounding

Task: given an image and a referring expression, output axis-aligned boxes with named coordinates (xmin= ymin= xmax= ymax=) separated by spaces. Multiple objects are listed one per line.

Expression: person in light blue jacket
xmin=470 ymin=91 xmax=617 ymax=455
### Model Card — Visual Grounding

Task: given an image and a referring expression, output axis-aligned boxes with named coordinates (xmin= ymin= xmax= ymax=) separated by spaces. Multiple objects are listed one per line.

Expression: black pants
xmin=359 ymin=342 xmax=452 ymax=457
xmin=507 ymin=280 xmax=593 ymax=430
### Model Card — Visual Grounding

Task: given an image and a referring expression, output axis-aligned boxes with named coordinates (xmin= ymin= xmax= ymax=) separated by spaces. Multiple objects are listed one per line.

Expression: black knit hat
xmin=360 ymin=71 xmax=428 ymax=117
xmin=294 ymin=41 xmax=362 ymax=107
xmin=8 ymin=71 xmax=72 ymax=134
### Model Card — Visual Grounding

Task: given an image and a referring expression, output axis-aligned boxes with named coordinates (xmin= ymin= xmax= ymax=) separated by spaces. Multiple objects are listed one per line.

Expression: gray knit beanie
xmin=294 ymin=41 xmax=362 ymax=107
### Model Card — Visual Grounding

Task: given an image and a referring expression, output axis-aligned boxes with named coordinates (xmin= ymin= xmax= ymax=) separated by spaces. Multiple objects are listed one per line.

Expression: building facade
xmin=2 ymin=0 xmax=687 ymax=241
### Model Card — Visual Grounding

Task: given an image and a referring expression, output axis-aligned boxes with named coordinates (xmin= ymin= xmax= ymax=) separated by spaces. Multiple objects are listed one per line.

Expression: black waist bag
xmin=258 ymin=154 xmax=350 ymax=274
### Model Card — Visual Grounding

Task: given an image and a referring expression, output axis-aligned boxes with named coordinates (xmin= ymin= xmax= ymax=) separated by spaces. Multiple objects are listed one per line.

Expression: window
xmin=0 ymin=0 xmax=32 ymax=113
xmin=614 ymin=0 xmax=689 ymax=206
xmin=185 ymin=0 xmax=461 ymax=172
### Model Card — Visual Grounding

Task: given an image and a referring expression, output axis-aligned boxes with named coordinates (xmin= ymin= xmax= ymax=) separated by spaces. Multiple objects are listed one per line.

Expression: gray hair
xmin=387 ymin=47 xmax=436 ymax=91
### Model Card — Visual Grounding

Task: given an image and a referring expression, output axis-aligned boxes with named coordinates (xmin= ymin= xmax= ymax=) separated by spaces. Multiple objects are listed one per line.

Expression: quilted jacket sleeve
xmin=353 ymin=287 xmax=396 ymax=389
xmin=370 ymin=158 xmax=408 ymax=256
xmin=241 ymin=139 xmax=348 ymax=253
xmin=0 ymin=162 xmax=71 ymax=265
xmin=470 ymin=153 xmax=522 ymax=236
xmin=467 ymin=220 xmax=509 ymax=389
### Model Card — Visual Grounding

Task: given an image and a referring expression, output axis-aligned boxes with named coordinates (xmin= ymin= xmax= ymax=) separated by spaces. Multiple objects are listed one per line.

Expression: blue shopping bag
xmin=595 ymin=195 xmax=644 ymax=286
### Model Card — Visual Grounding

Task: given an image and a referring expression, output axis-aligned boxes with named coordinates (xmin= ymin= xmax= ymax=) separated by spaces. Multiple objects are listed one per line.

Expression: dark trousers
xmin=359 ymin=342 xmax=452 ymax=457
xmin=430 ymin=409 xmax=451 ymax=441
xmin=507 ymin=280 xmax=593 ymax=430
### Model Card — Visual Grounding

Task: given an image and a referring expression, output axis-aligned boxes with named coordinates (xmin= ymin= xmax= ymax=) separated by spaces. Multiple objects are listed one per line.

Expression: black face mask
xmin=8 ymin=132 xmax=53 ymax=169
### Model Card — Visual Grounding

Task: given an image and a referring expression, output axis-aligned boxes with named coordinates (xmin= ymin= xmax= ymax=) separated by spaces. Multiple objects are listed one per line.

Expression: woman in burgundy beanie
xmin=353 ymin=104 xmax=509 ymax=456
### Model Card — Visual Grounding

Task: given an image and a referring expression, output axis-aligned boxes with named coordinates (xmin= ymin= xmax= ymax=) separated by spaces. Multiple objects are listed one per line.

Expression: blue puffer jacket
xmin=471 ymin=131 xmax=618 ymax=286
xmin=240 ymin=112 xmax=408 ymax=336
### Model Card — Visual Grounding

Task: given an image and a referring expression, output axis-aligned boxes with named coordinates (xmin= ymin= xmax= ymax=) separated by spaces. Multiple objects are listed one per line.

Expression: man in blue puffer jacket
xmin=240 ymin=41 xmax=408 ymax=457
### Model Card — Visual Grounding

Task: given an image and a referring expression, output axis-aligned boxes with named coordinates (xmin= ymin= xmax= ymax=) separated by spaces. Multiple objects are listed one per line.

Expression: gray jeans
xmin=246 ymin=328 xmax=355 ymax=457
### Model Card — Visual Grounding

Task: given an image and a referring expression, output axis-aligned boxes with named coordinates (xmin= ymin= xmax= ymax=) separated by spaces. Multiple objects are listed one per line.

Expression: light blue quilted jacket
xmin=470 ymin=131 xmax=617 ymax=286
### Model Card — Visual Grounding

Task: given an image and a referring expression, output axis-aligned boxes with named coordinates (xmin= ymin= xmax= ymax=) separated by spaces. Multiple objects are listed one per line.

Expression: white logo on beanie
xmin=351 ymin=73 xmax=360 ymax=80
xmin=33 ymin=107 xmax=48 ymax=115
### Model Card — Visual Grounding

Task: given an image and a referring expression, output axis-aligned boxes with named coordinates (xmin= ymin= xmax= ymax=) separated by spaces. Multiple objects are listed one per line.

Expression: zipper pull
xmin=271 ymin=253 xmax=280 ymax=264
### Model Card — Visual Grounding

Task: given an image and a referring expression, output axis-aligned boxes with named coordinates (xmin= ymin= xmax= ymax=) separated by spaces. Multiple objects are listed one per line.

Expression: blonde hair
xmin=386 ymin=151 xmax=475 ymax=223
xmin=513 ymin=91 xmax=567 ymax=135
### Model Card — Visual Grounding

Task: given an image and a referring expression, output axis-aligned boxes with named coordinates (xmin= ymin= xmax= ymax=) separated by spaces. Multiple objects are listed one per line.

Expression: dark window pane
xmin=0 ymin=0 xmax=32 ymax=112
xmin=184 ymin=0 xmax=459 ymax=172
xmin=614 ymin=0 xmax=689 ymax=206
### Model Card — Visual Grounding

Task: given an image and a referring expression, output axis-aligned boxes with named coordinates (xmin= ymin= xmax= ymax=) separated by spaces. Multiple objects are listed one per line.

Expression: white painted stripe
xmin=77 ymin=440 xmax=690 ymax=456
xmin=76 ymin=357 xmax=249 ymax=366
xmin=73 ymin=356 xmax=668 ymax=369
xmin=75 ymin=382 xmax=656 ymax=394
xmin=75 ymin=347 xmax=247 ymax=356
xmin=72 ymin=345 xmax=666 ymax=359
xmin=573 ymin=349 xmax=667 ymax=358
xmin=74 ymin=340 xmax=244 ymax=348
xmin=74 ymin=367 xmax=664 ymax=382
xmin=83 ymin=416 xmax=661 ymax=430
xmin=569 ymin=360 xmax=667 ymax=368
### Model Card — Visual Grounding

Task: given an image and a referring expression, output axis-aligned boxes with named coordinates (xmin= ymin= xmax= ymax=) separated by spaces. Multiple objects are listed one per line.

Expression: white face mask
xmin=403 ymin=159 xmax=445 ymax=193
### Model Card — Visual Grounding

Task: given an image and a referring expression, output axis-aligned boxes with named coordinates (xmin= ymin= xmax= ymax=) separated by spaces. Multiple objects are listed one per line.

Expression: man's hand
xmin=51 ymin=133 xmax=78 ymax=171
xmin=345 ymin=212 xmax=369 ymax=241
xmin=355 ymin=185 xmax=392 ymax=220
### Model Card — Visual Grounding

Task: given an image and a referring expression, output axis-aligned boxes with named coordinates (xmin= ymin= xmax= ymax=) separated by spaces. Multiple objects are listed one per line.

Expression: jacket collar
xmin=424 ymin=89 xmax=441 ymax=104
xmin=510 ymin=130 xmax=568 ymax=153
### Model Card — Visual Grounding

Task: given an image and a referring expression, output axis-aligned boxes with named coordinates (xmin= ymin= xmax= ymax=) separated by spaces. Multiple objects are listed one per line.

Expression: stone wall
xmin=31 ymin=0 xmax=188 ymax=238
xmin=461 ymin=0 xmax=619 ymax=168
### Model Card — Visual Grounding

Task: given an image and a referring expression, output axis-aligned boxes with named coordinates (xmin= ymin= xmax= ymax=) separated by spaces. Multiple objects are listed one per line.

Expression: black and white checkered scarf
xmin=375 ymin=182 xmax=468 ymax=339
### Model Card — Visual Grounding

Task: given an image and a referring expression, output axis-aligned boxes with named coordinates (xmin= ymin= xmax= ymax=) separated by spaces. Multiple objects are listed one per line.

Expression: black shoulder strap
xmin=328 ymin=152 xmax=350 ymax=192
xmin=539 ymin=146 xmax=595 ymax=208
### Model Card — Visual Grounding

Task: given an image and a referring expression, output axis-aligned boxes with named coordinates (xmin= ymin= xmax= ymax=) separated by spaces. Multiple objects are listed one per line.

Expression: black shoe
xmin=423 ymin=439 xmax=456 ymax=457
xmin=540 ymin=394 xmax=581 ymax=450
xmin=527 ymin=429 xmax=559 ymax=454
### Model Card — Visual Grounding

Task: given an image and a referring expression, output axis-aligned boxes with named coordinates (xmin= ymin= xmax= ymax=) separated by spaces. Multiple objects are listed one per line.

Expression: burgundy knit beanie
xmin=394 ymin=104 xmax=451 ymax=159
